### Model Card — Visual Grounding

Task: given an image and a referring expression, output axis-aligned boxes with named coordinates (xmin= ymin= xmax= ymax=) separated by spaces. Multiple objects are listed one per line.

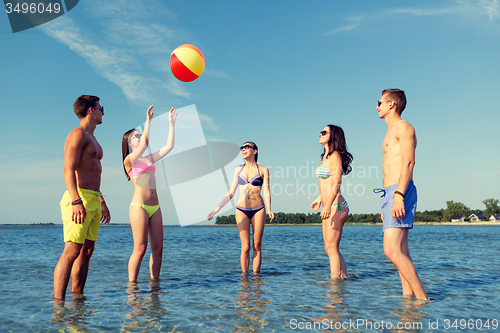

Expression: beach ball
xmin=169 ymin=44 xmax=205 ymax=82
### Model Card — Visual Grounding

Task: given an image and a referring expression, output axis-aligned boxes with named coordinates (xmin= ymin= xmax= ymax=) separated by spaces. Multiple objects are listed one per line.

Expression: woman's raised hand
xmin=146 ymin=105 xmax=154 ymax=121
xmin=169 ymin=107 xmax=178 ymax=125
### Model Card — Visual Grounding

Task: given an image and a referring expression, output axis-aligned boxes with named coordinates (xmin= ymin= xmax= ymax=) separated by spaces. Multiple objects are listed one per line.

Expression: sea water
xmin=0 ymin=224 xmax=499 ymax=332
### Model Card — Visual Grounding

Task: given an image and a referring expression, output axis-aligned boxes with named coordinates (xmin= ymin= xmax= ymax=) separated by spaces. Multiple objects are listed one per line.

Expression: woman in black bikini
xmin=207 ymin=141 xmax=274 ymax=273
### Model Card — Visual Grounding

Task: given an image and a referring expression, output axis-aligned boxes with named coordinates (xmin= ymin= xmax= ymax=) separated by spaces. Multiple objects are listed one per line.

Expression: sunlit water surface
xmin=0 ymin=224 xmax=499 ymax=332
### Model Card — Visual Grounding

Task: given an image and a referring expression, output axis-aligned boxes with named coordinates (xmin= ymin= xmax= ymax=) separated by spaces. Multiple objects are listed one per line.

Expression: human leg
xmin=322 ymin=205 xmax=348 ymax=279
xmin=54 ymin=241 xmax=83 ymax=300
xmin=236 ymin=209 xmax=251 ymax=273
xmin=398 ymin=233 xmax=414 ymax=297
xmin=56 ymin=189 xmax=100 ymax=300
xmin=71 ymin=239 xmax=95 ymax=295
xmin=251 ymin=208 xmax=266 ymax=273
xmin=383 ymin=228 xmax=428 ymax=300
xmin=128 ymin=204 xmax=150 ymax=282
xmin=148 ymin=209 xmax=163 ymax=280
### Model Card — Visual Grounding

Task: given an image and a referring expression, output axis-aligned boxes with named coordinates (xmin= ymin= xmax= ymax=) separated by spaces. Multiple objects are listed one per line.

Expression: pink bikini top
xmin=128 ymin=157 xmax=156 ymax=177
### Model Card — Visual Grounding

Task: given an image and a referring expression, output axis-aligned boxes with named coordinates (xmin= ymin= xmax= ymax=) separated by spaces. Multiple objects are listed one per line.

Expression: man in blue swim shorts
xmin=376 ymin=88 xmax=428 ymax=300
xmin=380 ymin=180 xmax=417 ymax=230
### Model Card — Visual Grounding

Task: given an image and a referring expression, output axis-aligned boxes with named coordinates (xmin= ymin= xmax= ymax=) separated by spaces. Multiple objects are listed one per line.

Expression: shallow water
xmin=0 ymin=224 xmax=499 ymax=332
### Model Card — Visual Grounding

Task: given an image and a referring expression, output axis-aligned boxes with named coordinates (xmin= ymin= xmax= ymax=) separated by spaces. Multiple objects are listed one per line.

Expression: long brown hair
xmin=320 ymin=125 xmax=353 ymax=175
xmin=122 ymin=129 xmax=135 ymax=181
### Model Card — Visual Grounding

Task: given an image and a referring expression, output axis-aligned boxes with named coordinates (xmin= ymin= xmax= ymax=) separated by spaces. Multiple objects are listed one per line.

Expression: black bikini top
xmin=238 ymin=165 xmax=263 ymax=187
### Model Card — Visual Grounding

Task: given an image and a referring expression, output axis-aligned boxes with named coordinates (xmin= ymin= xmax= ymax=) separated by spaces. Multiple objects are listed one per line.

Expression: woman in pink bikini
xmin=207 ymin=141 xmax=274 ymax=274
xmin=122 ymin=105 xmax=177 ymax=282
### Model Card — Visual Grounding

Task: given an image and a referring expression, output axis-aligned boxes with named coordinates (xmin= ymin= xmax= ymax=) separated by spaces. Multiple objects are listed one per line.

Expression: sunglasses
xmin=319 ymin=130 xmax=329 ymax=136
xmin=129 ymin=133 xmax=141 ymax=142
xmin=93 ymin=106 xmax=105 ymax=114
xmin=240 ymin=144 xmax=255 ymax=151
xmin=377 ymin=100 xmax=398 ymax=107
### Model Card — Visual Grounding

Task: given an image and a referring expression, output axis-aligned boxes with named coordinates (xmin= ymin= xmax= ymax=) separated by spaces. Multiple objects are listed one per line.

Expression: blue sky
xmin=1 ymin=0 xmax=499 ymax=225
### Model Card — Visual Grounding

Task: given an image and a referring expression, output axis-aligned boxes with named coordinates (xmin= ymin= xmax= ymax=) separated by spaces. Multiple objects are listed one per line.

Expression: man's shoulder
xmin=66 ymin=127 xmax=91 ymax=145
xmin=69 ymin=126 xmax=92 ymax=137
xmin=395 ymin=120 xmax=415 ymax=134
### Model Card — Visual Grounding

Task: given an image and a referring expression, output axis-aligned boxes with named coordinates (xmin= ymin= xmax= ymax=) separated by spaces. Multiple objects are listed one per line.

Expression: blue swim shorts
xmin=379 ymin=181 xmax=417 ymax=230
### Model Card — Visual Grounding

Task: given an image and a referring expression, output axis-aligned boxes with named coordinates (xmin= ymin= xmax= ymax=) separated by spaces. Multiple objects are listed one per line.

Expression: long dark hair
xmin=122 ymin=129 xmax=135 ymax=181
xmin=320 ymin=124 xmax=353 ymax=175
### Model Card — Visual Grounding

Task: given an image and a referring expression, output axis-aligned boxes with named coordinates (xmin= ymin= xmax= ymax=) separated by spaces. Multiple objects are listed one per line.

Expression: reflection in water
xmin=51 ymin=295 xmax=93 ymax=332
xmin=233 ymin=273 xmax=269 ymax=333
xmin=390 ymin=298 xmax=428 ymax=332
xmin=122 ymin=280 xmax=169 ymax=332
xmin=315 ymin=279 xmax=347 ymax=330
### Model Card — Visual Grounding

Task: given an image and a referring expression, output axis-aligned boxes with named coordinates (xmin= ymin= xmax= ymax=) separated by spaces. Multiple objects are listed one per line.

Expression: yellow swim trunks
xmin=60 ymin=188 xmax=102 ymax=244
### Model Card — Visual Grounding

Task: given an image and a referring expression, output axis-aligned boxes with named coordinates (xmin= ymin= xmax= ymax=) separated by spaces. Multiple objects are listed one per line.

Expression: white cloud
xmin=323 ymin=23 xmax=360 ymax=36
xmin=40 ymin=16 xmax=155 ymax=102
xmin=478 ymin=0 xmax=500 ymax=20
xmin=323 ymin=16 xmax=363 ymax=36
xmin=39 ymin=0 xmax=198 ymax=104
xmin=385 ymin=7 xmax=460 ymax=16
xmin=324 ymin=1 xmax=500 ymax=36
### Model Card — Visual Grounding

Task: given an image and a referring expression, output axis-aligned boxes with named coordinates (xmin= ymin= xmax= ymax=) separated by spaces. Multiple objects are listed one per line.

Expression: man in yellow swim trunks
xmin=54 ymin=95 xmax=111 ymax=301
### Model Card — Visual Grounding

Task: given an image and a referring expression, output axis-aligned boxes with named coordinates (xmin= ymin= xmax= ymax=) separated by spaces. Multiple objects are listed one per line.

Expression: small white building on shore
xmin=469 ymin=213 xmax=486 ymax=222
xmin=451 ymin=216 xmax=465 ymax=223
xmin=490 ymin=214 xmax=500 ymax=221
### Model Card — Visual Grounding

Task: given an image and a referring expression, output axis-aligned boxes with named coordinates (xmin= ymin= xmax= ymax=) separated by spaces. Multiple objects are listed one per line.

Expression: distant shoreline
xmin=208 ymin=221 xmax=500 ymax=226
xmin=2 ymin=221 xmax=499 ymax=226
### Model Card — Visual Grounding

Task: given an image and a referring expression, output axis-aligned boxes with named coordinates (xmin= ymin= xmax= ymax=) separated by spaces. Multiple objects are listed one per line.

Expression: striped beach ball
xmin=169 ymin=44 xmax=205 ymax=82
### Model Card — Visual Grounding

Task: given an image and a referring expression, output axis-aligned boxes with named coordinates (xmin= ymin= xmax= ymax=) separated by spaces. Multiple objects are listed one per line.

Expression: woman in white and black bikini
xmin=311 ymin=125 xmax=353 ymax=279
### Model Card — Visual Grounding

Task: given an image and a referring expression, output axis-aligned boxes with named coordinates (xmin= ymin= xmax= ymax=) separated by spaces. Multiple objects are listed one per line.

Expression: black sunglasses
xmin=240 ymin=144 xmax=255 ymax=151
xmin=93 ymin=106 xmax=105 ymax=114
xmin=319 ymin=130 xmax=329 ymax=136
xmin=129 ymin=133 xmax=141 ymax=142
xmin=377 ymin=100 xmax=397 ymax=107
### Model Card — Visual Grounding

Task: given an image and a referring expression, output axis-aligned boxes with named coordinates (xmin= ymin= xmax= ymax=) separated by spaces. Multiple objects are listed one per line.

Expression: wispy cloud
xmin=478 ymin=0 xmax=500 ymax=20
xmin=39 ymin=0 xmax=230 ymax=106
xmin=323 ymin=16 xmax=364 ymax=36
xmin=40 ymin=15 xmax=159 ymax=102
xmin=324 ymin=1 xmax=500 ymax=36
xmin=385 ymin=7 xmax=461 ymax=16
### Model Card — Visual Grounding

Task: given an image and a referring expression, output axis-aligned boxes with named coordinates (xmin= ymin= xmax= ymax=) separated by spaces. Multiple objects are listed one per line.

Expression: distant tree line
xmin=442 ymin=198 xmax=499 ymax=221
xmin=214 ymin=198 xmax=500 ymax=224
xmin=216 ymin=212 xmax=386 ymax=225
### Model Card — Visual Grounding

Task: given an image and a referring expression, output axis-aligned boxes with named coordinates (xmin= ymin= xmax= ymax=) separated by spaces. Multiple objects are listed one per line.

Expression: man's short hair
xmin=382 ymin=89 xmax=406 ymax=114
xmin=73 ymin=95 xmax=100 ymax=119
